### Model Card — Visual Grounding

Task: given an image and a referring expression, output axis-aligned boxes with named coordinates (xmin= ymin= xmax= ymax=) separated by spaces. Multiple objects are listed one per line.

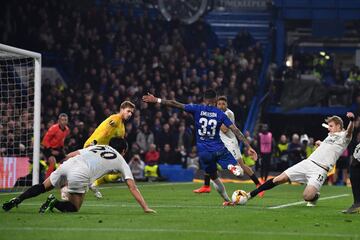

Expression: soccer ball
xmin=232 ymin=189 xmax=248 ymax=205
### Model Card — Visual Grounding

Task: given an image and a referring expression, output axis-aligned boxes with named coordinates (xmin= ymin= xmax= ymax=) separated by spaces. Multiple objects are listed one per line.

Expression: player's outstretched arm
xmin=229 ymin=124 xmax=258 ymax=160
xmin=346 ymin=112 xmax=355 ymax=138
xmin=142 ymin=93 xmax=185 ymax=110
xmin=125 ymin=179 xmax=156 ymax=214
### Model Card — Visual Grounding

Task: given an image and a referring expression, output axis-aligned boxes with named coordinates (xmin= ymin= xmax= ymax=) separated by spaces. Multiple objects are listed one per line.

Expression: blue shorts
xmin=199 ymin=148 xmax=238 ymax=174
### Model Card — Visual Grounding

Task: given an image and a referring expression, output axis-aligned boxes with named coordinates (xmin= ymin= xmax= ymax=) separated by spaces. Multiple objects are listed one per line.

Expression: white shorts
xmin=284 ymin=159 xmax=327 ymax=191
xmin=224 ymin=141 xmax=242 ymax=160
xmin=50 ymin=157 xmax=90 ymax=194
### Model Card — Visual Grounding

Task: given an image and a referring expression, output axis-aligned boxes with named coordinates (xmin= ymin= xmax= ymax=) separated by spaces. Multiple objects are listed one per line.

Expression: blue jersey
xmin=184 ymin=104 xmax=233 ymax=152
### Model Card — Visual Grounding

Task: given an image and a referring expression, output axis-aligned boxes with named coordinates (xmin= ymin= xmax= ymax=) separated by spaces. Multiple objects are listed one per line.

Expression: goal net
xmin=0 ymin=43 xmax=41 ymax=191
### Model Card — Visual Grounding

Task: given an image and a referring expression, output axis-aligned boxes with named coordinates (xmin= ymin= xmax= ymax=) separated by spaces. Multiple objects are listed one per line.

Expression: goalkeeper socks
xmin=93 ymin=176 xmax=107 ymax=186
xmin=212 ymin=178 xmax=230 ymax=201
xmin=54 ymin=201 xmax=78 ymax=212
xmin=18 ymin=184 xmax=46 ymax=202
xmin=204 ymin=174 xmax=211 ymax=187
xmin=250 ymin=178 xmax=276 ymax=198
xmin=104 ymin=173 xmax=121 ymax=183
xmin=249 ymin=174 xmax=260 ymax=185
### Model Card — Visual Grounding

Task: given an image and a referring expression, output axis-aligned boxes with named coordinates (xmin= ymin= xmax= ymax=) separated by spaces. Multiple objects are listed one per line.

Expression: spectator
xmin=258 ymin=124 xmax=273 ymax=181
xmin=144 ymin=143 xmax=160 ymax=165
xmin=274 ymin=134 xmax=289 ymax=171
xmin=287 ymin=133 xmax=305 ymax=167
xmin=159 ymin=144 xmax=178 ymax=165
xmin=186 ymin=146 xmax=199 ymax=172
xmin=156 ymin=123 xmax=175 ymax=149
xmin=174 ymin=123 xmax=192 ymax=152
xmin=136 ymin=122 xmax=154 ymax=154
xmin=128 ymin=154 xmax=145 ymax=180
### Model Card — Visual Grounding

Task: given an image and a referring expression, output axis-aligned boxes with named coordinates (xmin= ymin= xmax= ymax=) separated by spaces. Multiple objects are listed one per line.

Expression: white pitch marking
xmin=0 ymin=227 xmax=357 ymax=238
xmin=20 ymin=202 xmax=262 ymax=210
xmin=267 ymin=194 xmax=350 ymax=209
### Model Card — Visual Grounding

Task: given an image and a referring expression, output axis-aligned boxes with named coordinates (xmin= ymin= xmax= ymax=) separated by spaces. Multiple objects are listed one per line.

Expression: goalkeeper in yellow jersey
xmin=85 ymin=101 xmax=135 ymax=198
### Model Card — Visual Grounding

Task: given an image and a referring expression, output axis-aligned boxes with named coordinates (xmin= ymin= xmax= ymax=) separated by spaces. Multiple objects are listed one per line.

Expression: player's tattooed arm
xmin=346 ymin=112 xmax=355 ymax=138
xmin=229 ymin=124 xmax=249 ymax=146
xmin=161 ymin=99 xmax=185 ymax=110
xmin=142 ymin=93 xmax=185 ymax=110
xmin=229 ymin=124 xmax=258 ymax=160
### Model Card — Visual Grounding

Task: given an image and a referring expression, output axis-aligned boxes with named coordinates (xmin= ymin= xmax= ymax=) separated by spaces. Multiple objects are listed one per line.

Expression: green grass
xmin=0 ymin=182 xmax=359 ymax=240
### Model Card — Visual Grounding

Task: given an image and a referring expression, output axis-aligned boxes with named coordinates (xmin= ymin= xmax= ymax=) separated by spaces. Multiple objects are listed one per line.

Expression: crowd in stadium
xmin=2 ymin=2 xmax=260 ymax=167
xmin=267 ymin=52 xmax=360 ymax=107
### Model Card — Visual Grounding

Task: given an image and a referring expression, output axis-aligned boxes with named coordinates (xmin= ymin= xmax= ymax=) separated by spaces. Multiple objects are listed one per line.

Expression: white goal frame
xmin=0 ymin=43 xmax=41 ymax=186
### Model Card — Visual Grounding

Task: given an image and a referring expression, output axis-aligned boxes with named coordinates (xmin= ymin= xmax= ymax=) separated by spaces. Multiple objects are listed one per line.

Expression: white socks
xmin=211 ymin=178 xmax=230 ymax=201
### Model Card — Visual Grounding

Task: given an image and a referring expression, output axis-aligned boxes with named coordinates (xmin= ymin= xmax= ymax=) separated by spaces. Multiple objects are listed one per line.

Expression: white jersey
xmin=220 ymin=109 xmax=238 ymax=146
xmin=308 ymin=131 xmax=351 ymax=169
xmin=78 ymin=145 xmax=133 ymax=183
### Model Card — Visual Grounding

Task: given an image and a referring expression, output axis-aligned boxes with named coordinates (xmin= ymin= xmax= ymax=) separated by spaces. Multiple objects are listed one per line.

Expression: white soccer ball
xmin=232 ymin=189 xmax=248 ymax=205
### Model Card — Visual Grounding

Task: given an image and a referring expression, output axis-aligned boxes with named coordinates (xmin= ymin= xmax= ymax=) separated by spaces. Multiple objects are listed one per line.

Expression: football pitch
xmin=0 ymin=182 xmax=358 ymax=240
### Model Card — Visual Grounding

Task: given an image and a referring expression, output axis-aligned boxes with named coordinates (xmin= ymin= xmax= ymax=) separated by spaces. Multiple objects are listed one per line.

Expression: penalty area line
xmin=267 ymin=194 xmax=350 ymax=209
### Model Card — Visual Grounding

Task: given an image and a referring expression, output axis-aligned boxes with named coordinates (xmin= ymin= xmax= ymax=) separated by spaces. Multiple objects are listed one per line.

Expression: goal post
xmin=0 ymin=43 xmax=41 ymax=189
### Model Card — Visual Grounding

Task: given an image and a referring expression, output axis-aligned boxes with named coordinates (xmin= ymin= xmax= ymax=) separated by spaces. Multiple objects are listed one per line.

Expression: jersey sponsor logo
xmin=109 ymin=120 xmax=116 ymax=126
xmin=200 ymin=111 xmax=217 ymax=118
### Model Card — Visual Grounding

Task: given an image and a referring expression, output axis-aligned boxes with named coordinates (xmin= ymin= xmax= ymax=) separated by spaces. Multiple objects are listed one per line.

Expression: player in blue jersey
xmin=142 ymin=89 xmax=257 ymax=205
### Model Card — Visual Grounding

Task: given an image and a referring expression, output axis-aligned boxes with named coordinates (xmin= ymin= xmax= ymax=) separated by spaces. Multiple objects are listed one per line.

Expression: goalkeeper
xmin=84 ymin=101 xmax=135 ymax=198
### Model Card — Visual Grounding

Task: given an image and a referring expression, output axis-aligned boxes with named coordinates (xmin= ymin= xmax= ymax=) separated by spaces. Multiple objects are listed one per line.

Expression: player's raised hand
xmin=248 ymin=147 xmax=258 ymax=161
xmin=144 ymin=208 xmax=157 ymax=214
xmin=142 ymin=93 xmax=158 ymax=103
xmin=346 ymin=112 xmax=355 ymax=119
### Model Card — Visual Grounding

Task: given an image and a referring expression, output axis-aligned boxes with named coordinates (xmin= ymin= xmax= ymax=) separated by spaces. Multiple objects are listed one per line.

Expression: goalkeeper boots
xmin=39 ymin=194 xmax=56 ymax=213
xmin=193 ymin=185 xmax=211 ymax=193
xmin=2 ymin=197 xmax=21 ymax=212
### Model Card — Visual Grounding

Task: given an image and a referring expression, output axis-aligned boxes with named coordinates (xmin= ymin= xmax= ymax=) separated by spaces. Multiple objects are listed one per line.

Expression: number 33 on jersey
xmin=184 ymin=104 xmax=233 ymax=153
